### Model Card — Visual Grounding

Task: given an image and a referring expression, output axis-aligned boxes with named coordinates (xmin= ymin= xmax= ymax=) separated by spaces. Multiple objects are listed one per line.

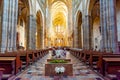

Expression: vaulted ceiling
xmin=51 ymin=1 xmax=68 ymax=27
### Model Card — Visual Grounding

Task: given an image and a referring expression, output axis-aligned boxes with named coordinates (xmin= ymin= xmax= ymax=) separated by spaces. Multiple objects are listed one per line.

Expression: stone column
xmin=8 ymin=0 xmax=18 ymax=51
xmin=25 ymin=16 xmax=30 ymax=50
xmin=0 ymin=0 xmax=18 ymax=52
xmin=0 ymin=1 xmax=3 ymax=50
xmin=109 ymin=0 xmax=118 ymax=52
xmin=0 ymin=0 xmax=9 ymax=52
xmin=82 ymin=15 xmax=90 ymax=49
xmin=100 ymin=0 xmax=118 ymax=52
xmin=12 ymin=0 xmax=18 ymax=51
xmin=43 ymin=15 xmax=46 ymax=48
xmin=89 ymin=15 xmax=93 ymax=49
xmin=38 ymin=23 xmax=43 ymax=49
xmin=28 ymin=15 xmax=36 ymax=50
xmin=100 ymin=0 xmax=108 ymax=51
xmin=73 ymin=18 xmax=78 ymax=48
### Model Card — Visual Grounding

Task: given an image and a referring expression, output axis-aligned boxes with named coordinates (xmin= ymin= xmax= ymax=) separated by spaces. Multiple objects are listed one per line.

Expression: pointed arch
xmin=76 ymin=11 xmax=83 ymax=48
xmin=88 ymin=0 xmax=100 ymax=50
xmin=36 ymin=10 xmax=43 ymax=49
xmin=17 ymin=0 xmax=30 ymax=50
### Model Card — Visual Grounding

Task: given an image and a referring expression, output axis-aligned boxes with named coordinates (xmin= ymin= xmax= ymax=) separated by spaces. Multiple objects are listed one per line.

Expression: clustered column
xmin=100 ymin=0 xmax=118 ymax=52
xmin=82 ymin=15 xmax=90 ymax=49
xmin=39 ymin=22 xmax=43 ymax=49
xmin=1 ymin=0 xmax=18 ymax=52
xmin=28 ymin=15 xmax=36 ymax=50
xmin=73 ymin=20 xmax=78 ymax=48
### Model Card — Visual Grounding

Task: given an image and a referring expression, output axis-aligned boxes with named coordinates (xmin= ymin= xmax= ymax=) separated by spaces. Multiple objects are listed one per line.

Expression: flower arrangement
xmin=55 ymin=66 xmax=65 ymax=74
xmin=49 ymin=59 xmax=67 ymax=63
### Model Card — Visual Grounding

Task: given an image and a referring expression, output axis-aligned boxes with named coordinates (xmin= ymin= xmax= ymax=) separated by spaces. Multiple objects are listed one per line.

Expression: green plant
xmin=49 ymin=59 xmax=67 ymax=63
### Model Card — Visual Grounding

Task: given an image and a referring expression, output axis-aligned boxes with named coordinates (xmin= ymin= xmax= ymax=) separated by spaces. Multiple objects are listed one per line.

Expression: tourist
xmin=63 ymin=48 xmax=66 ymax=58
xmin=52 ymin=47 xmax=56 ymax=57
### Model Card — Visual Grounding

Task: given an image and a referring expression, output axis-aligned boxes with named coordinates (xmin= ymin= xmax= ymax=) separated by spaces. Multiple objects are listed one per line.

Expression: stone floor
xmin=13 ymin=51 xmax=110 ymax=80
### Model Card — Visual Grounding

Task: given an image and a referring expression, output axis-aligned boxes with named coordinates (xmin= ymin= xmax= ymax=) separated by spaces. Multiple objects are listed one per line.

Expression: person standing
xmin=52 ymin=47 xmax=56 ymax=57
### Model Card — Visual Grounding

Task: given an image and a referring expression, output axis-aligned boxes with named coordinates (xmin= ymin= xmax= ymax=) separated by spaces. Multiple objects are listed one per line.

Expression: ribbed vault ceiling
xmin=51 ymin=1 xmax=68 ymax=27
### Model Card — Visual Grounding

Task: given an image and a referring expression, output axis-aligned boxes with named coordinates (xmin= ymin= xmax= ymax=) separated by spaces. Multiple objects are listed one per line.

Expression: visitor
xmin=63 ymin=48 xmax=66 ymax=57
xmin=52 ymin=47 xmax=56 ymax=57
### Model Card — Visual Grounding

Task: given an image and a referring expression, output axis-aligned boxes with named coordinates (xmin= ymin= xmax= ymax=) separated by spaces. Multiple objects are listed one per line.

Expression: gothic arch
xmin=36 ymin=10 xmax=43 ymax=49
xmin=17 ymin=0 xmax=30 ymax=50
xmin=87 ymin=0 xmax=99 ymax=15
xmin=88 ymin=0 xmax=100 ymax=50
xmin=76 ymin=11 xmax=83 ymax=48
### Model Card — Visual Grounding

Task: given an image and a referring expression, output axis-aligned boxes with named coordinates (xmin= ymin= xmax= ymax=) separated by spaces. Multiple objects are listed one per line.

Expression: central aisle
xmin=14 ymin=51 xmax=106 ymax=80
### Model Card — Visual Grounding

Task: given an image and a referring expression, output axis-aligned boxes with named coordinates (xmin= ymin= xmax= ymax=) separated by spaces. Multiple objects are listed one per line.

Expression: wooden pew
xmin=40 ymin=50 xmax=44 ymax=58
xmin=27 ymin=50 xmax=35 ymax=64
xmin=0 ymin=52 xmax=22 ymax=74
xmin=88 ymin=51 xmax=113 ymax=70
xmin=96 ymin=52 xmax=113 ymax=71
xmin=82 ymin=50 xmax=91 ymax=64
xmin=0 ymin=57 xmax=16 ymax=80
xmin=89 ymin=51 xmax=101 ymax=69
xmin=0 ymin=68 xmax=5 ymax=80
xmin=76 ymin=50 xmax=81 ymax=59
xmin=76 ymin=51 xmax=81 ymax=59
xmin=98 ymin=54 xmax=120 ymax=76
xmin=117 ymin=70 xmax=120 ymax=80
xmin=78 ymin=50 xmax=84 ymax=60
xmin=38 ymin=50 xmax=42 ymax=58
xmin=33 ymin=50 xmax=39 ymax=61
xmin=18 ymin=51 xmax=30 ymax=68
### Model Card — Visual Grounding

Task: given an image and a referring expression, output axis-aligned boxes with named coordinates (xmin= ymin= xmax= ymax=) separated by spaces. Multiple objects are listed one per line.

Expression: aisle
xmin=14 ymin=51 xmax=106 ymax=80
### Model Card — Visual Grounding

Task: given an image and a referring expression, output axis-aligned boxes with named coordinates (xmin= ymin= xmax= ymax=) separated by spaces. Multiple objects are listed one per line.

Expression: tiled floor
xmin=14 ymin=51 xmax=109 ymax=80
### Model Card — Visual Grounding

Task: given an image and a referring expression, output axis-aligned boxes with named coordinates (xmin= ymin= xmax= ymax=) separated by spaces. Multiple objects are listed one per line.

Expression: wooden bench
xmin=37 ymin=50 xmax=42 ymax=58
xmin=82 ymin=50 xmax=91 ymax=64
xmin=18 ymin=51 xmax=30 ymax=68
xmin=27 ymin=50 xmax=35 ymax=64
xmin=0 ymin=52 xmax=22 ymax=74
xmin=0 ymin=68 xmax=5 ymax=80
xmin=98 ymin=54 xmax=120 ymax=76
xmin=33 ymin=50 xmax=39 ymax=61
xmin=0 ymin=57 xmax=16 ymax=80
xmin=89 ymin=51 xmax=101 ymax=69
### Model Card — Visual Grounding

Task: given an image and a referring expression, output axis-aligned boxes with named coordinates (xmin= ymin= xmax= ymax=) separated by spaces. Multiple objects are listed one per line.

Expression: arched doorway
xmin=0 ymin=0 xmax=3 ymax=48
xmin=17 ymin=0 xmax=29 ymax=50
xmin=90 ymin=0 xmax=101 ymax=50
xmin=77 ymin=11 xmax=83 ymax=48
xmin=36 ymin=10 xmax=43 ymax=49
xmin=116 ymin=0 xmax=120 ymax=51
